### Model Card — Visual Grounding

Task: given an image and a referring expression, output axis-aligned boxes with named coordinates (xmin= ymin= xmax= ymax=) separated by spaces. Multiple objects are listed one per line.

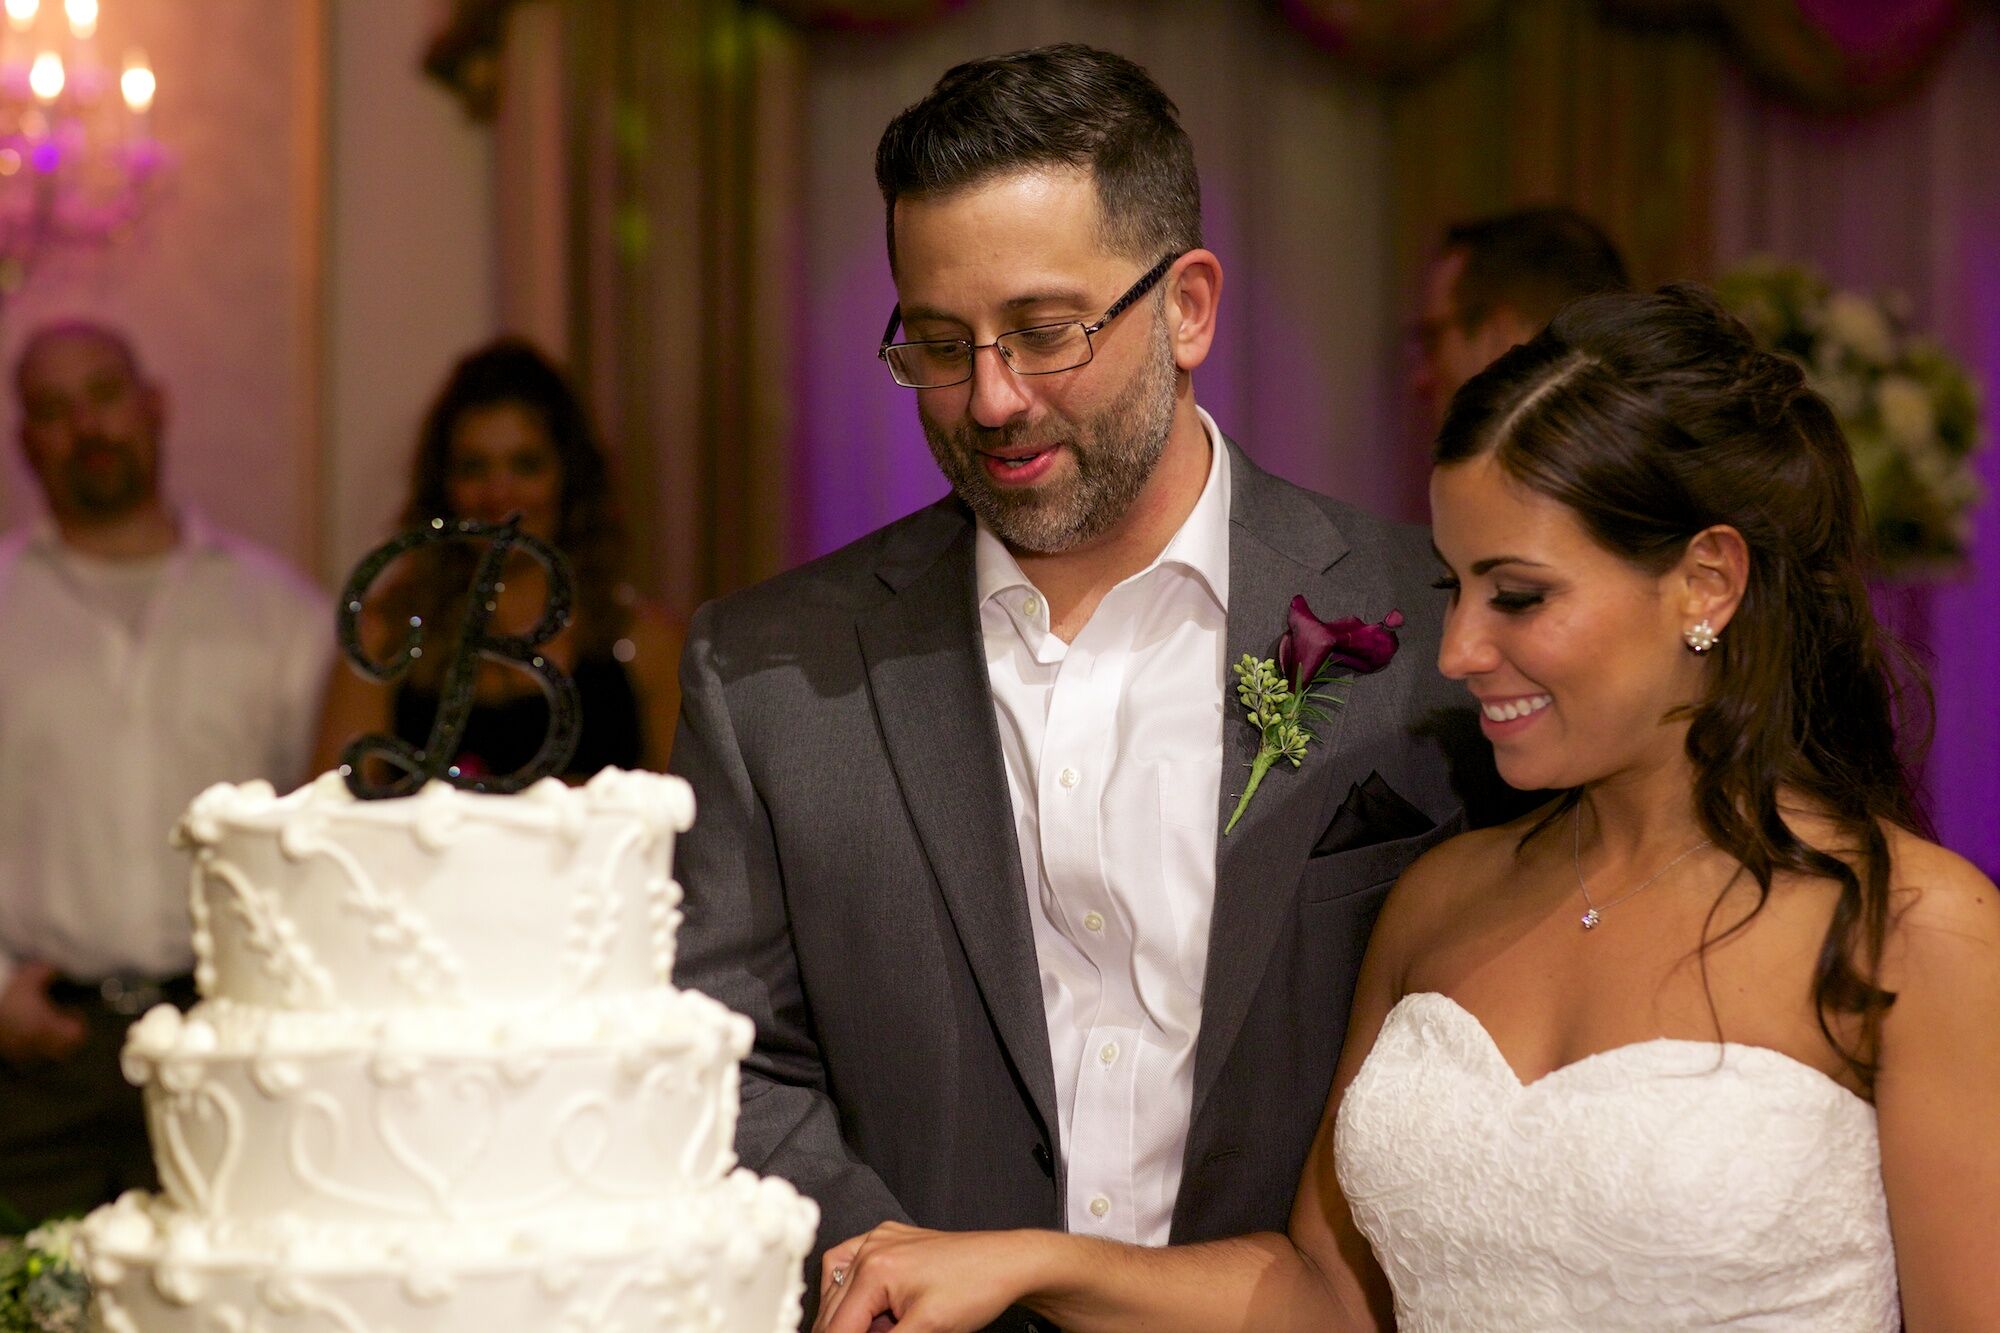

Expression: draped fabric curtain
xmin=485 ymin=0 xmax=804 ymax=618
xmin=1713 ymin=8 xmax=2000 ymax=874
xmin=1608 ymin=0 xmax=1977 ymax=112
xmin=458 ymin=0 xmax=1994 ymax=865
xmin=1383 ymin=3 xmax=1718 ymax=291
xmin=741 ymin=0 xmax=1984 ymax=110
xmin=1377 ymin=0 xmax=1719 ymax=509
xmin=450 ymin=0 xmax=1989 ymax=593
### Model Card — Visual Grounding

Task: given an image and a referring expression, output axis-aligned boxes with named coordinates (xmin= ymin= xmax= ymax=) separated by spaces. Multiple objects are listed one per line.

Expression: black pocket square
xmin=1313 ymin=772 xmax=1436 ymax=857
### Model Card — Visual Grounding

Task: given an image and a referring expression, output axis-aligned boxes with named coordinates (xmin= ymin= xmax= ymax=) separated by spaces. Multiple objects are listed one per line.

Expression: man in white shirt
xmin=671 ymin=45 xmax=1495 ymax=1332
xmin=0 ymin=321 xmax=330 ymax=1222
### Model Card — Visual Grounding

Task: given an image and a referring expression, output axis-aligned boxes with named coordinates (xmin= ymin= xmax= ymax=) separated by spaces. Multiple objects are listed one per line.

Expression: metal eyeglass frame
xmin=876 ymin=252 xmax=1180 ymax=389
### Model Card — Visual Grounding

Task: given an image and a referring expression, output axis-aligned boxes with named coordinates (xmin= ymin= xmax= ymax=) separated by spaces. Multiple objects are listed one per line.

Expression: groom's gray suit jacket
xmin=670 ymin=439 xmax=1494 ymax=1328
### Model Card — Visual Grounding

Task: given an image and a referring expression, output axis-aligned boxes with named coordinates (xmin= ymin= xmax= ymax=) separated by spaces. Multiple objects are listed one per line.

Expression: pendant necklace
xmin=1571 ymin=804 xmax=1712 ymax=931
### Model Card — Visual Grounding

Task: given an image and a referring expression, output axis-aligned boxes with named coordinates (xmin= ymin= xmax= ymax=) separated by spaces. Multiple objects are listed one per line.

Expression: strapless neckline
xmin=1334 ymin=990 xmax=1898 ymax=1330
xmin=1398 ymin=990 xmax=1868 ymax=1107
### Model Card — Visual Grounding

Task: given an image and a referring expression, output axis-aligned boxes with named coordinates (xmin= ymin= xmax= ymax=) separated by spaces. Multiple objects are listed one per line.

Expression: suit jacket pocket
xmin=1298 ymin=813 xmax=1462 ymax=904
xmin=1313 ymin=771 xmax=1437 ymax=857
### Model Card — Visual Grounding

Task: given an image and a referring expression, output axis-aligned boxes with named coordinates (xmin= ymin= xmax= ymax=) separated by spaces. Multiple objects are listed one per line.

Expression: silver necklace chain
xmin=1571 ymin=804 xmax=1713 ymax=932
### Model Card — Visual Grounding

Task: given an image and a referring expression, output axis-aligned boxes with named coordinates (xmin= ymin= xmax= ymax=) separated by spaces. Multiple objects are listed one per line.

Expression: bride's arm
xmin=1873 ymin=833 xmax=2000 ymax=1331
xmin=814 ymin=844 xmax=1458 ymax=1333
xmin=812 ymin=1225 xmax=1356 ymax=1333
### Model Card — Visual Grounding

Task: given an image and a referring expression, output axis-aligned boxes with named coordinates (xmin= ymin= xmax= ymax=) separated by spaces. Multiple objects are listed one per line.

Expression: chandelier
xmin=0 ymin=0 xmax=158 ymax=297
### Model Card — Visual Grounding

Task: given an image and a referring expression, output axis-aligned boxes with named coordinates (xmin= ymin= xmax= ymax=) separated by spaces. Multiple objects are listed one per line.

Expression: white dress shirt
xmin=0 ymin=511 xmax=331 ymax=992
xmin=977 ymin=408 xmax=1231 ymax=1245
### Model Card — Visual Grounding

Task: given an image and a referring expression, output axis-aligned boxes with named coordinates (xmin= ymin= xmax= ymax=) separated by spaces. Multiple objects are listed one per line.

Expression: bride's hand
xmin=813 ymin=1222 xmax=1052 ymax=1333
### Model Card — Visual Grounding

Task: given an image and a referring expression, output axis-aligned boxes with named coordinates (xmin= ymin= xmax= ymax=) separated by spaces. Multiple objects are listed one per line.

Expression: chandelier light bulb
xmin=119 ymin=54 xmax=151 ymax=112
xmin=29 ymin=50 xmax=64 ymax=101
xmin=0 ymin=0 xmax=166 ymax=301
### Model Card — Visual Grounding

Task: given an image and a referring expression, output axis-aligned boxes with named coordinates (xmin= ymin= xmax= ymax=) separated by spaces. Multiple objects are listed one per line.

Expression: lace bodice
xmin=1334 ymin=992 xmax=1899 ymax=1331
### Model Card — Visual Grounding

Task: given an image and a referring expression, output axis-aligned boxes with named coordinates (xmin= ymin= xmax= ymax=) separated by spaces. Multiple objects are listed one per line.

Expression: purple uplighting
xmin=1926 ymin=241 xmax=2000 ymax=875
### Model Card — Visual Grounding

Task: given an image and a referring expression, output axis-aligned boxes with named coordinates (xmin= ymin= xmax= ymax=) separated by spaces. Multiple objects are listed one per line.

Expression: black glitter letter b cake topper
xmin=335 ymin=515 xmax=581 ymax=799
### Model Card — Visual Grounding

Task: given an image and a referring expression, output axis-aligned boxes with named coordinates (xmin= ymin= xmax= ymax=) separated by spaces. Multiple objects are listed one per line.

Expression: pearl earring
xmin=1683 ymin=620 xmax=1719 ymax=654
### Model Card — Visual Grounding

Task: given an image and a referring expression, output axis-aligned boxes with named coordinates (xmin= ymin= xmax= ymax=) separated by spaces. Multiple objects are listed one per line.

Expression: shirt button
xmin=1083 ymin=911 xmax=1105 ymax=933
xmin=1058 ymin=767 xmax=1079 ymax=789
xmin=1022 ymin=593 xmax=1041 ymax=618
xmin=1088 ymin=1195 xmax=1111 ymax=1218
xmin=1098 ymin=1041 xmax=1119 ymax=1066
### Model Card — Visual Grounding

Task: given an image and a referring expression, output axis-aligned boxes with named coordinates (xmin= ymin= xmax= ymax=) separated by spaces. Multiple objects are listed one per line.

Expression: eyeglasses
xmin=877 ymin=253 xmax=1179 ymax=389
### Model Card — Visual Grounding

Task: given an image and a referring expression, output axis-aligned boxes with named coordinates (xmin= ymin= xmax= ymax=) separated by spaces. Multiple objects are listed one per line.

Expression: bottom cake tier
xmin=77 ymin=1169 xmax=818 ymax=1333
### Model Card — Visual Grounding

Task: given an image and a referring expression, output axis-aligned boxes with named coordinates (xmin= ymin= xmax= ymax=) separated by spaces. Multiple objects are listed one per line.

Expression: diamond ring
xmin=831 ymin=1265 xmax=848 ymax=1287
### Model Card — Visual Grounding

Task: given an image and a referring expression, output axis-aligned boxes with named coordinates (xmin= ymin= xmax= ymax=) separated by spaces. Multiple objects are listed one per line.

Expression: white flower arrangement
xmin=1717 ymin=260 xmax=1986 ymax=576
xmin=0 ymin=1217 xmax=88 ymax=1333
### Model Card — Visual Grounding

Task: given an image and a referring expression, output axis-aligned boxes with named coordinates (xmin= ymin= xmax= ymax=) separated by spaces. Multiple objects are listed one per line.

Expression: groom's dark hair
xmin=874 ymin=43 xmax=1202 ymax=271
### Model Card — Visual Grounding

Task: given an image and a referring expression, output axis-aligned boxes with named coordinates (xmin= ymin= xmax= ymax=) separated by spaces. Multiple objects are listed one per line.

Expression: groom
xmin=670 ymin=44 xmax=1492 ymax=1331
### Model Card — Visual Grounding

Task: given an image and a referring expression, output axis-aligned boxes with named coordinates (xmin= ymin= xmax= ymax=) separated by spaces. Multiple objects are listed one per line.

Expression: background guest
xmin=0 ymin=320 xmax=330 ymax=1224
xmin=312 ymin=337 xmax=681 ymax=782
xmin=1410 ymin=206 xmax=1630 ymax=428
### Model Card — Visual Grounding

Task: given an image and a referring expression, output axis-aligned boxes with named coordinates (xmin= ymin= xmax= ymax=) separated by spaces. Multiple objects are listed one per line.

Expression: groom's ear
xmin=1674 ymin=524 xmax=1750 ymax=633
xmin=1165 ymin=249 xmax=1222 ymax=374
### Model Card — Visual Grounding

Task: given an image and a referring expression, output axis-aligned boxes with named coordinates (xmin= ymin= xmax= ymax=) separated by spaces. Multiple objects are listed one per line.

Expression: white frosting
xmin=82 ymin=770 xmax=817 ymax=1333
xmin=178 ymin=770 xmax=692 ymax=1010
xmin=80 ymin=1172 xmax=816 ymax=1333
xmin=128 ymin=994 xmax=748 ymax=1225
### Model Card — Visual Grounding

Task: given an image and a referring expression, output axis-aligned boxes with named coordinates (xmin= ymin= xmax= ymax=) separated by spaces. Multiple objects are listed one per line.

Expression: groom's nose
xmin=967 ymin=344 xmax=1033 ymax=428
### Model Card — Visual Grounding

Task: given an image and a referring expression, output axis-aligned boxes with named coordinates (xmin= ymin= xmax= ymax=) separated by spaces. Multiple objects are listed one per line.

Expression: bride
xmin=811 ymin=285 xmax=1998 ymax=1332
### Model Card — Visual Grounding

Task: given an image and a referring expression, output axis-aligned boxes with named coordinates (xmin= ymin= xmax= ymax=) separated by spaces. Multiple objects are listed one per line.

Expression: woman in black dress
xmin=313 ymin=338 xmax=681 ymax=782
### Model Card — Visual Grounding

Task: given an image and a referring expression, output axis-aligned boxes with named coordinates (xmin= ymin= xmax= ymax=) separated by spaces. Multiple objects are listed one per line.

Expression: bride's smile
xmin=1431 ymin=453 xmax=1721 ymax=795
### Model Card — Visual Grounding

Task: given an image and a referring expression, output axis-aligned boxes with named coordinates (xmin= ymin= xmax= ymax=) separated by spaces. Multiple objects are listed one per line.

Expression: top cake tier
xmin=176 ymin=769 xmax=694 ymax=1011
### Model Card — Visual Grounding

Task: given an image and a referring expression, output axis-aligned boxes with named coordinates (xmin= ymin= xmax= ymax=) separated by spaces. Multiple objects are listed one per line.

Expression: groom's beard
xmin=920 ymin=315 xmax=1177 ymax=556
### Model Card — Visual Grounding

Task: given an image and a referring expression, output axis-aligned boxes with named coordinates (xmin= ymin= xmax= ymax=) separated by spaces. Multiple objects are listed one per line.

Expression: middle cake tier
xmin=124 ymin=990 xmax=748 ymax=1224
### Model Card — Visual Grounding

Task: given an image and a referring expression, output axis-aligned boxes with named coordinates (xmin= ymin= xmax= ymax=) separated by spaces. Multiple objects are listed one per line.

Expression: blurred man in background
xmin=1411 ymin=206 xmax=1629 ymax=426
xmin=0 ymin=320 xmax=329 ymax=1222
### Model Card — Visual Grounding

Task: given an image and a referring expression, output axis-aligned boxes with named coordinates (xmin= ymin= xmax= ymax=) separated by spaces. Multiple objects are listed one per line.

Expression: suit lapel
xmin=1192 ymin=442 xmax=1393 ymax=1121
xmin=856 ymin=507 xmax=1059 ymax=1138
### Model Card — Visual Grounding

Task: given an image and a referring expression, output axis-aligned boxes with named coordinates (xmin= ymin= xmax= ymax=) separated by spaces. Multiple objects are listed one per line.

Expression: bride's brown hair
xmin=1434 ymin=282 xmax=1933 ymax=1089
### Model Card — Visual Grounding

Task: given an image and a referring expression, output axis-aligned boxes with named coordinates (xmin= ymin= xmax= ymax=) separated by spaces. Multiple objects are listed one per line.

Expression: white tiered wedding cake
xmin=74 ymin=767 xmax=817 ymax=1332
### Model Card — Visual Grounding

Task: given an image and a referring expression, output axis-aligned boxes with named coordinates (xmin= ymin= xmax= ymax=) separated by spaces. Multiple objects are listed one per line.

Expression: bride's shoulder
xmin=1869 ymin=826 xmax=2000 ymax=1100
xmin=1374 ymin=797 xmax=1565 ymax=938
xmin=1880 ymin=825 xmax=2000 ymax=972
xmin=1411 ymin=796 xmax=1564 ymax=878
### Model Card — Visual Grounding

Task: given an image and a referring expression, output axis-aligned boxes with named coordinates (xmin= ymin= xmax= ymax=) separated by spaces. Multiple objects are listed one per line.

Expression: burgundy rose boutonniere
xmin=1223 ymin=596 xmax=1404 ymax=835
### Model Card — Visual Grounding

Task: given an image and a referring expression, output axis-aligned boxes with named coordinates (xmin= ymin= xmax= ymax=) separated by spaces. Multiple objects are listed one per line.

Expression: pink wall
xmin=0 ymin=1 xmax=320 ymax=566
xmin=0 ymin=1 xmax=500 ymax=588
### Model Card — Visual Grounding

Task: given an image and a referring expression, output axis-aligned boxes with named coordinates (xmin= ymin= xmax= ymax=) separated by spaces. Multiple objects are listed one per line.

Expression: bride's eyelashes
xmin=1430 ymin=574 xmax=1545 ymax=615
xmin=1488 ymin=589 xmax=1545 ymax=614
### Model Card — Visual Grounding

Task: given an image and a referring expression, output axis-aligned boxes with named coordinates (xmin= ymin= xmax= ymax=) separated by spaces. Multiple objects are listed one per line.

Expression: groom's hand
xmin=815 ymin=1222 xmax=1044 ymax=1333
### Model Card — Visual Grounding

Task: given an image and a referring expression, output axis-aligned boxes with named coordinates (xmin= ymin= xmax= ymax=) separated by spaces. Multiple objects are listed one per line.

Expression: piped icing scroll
xmin=80 ymin=766 xmax=817 ymax=1333
xmin=175 ymin=769 xmax=691 ymax=1010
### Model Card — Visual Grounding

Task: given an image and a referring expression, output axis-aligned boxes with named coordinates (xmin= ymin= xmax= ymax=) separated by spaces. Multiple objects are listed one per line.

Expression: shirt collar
xmin=24 ymin=505 xmax=224 ymax=560
xmin=974 ymin=406 xmax=1232 ymax=612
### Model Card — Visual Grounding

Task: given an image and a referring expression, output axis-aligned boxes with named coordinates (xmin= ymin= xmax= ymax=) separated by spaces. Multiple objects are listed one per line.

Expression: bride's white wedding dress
xmin=1334 ymin=992 xmax=1899 ymax=1330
